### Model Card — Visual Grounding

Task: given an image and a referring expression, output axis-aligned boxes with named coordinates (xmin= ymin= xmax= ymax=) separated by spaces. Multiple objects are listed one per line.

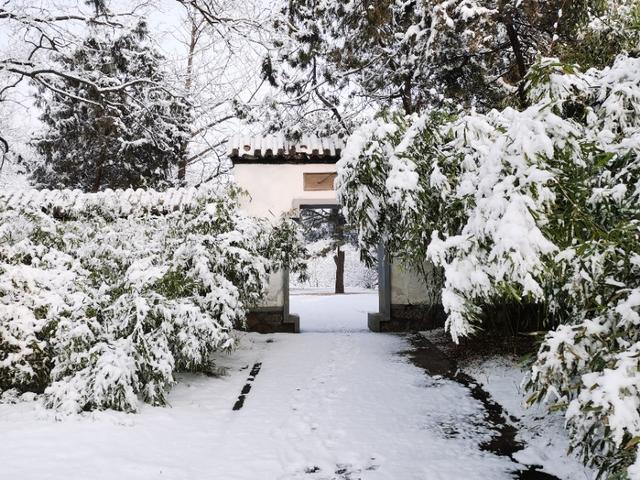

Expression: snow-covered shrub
xmin=336 ymin=55 xmax=640 ymax=477
xmin=0 ymin=206 xmax=83 ymax=394
xmin=263 ymin=214 xmax=309 ymax=283
xmin=0 ymin=185 xmax=306 ymax=413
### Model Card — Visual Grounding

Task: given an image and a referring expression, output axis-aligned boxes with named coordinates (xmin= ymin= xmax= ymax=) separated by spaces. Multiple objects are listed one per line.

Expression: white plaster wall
xmin=233 ymin=163 xmax=443 ymax=309
xmin=232 ymin=163 xmax=338 ymax=220
xmin=233 ymin=163 xmax=337 ymax=309
xmin=390 ymin=261 xmax=442 ymax=305
xmin=233 ymin=163 xmax=444 ymax=309
xmin=258 ymin=270 xmax=285 ymax=308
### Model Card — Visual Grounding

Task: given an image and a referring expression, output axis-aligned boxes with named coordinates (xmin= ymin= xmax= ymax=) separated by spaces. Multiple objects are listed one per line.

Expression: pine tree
xmin=258 ymin=0 xmax=624 ymax=136
xmin=300 ymin=208 xmax=357 ymax=294
xmin=32 ymin=21 xmax=191 ymax=192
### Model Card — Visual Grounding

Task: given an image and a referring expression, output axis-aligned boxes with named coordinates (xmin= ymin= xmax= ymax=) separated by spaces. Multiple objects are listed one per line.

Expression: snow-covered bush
xmin=336 ymin=55 xmax=640 ymax=477
xmin=0 ymin=185 xmax=306 ymax=413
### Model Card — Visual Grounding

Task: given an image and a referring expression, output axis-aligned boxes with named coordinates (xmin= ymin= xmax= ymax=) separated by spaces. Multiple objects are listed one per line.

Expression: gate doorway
xmin=230 ymin=135 xmax=439 ymax=334
xmin=288 ymin=206 xmax=378 ymax=332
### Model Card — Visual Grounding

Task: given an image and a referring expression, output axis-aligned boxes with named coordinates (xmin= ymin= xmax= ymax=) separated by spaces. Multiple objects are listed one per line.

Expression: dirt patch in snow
xmin=232 ymin=362 xmax=262 ymax=411
xmin=401 ymin=333 xmax=562 ymax=480
xmin=421 ymin=327 xmax=539 ymax=363
xmin=408 ymin=329 xmax=595 ymax=480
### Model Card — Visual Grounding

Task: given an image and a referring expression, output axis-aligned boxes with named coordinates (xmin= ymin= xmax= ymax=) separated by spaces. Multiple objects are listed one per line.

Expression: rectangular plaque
xmin=303 ymin=172 xmax=337 ymax=191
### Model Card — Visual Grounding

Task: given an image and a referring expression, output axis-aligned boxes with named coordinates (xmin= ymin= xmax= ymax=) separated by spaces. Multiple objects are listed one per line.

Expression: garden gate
xmin=229 ymin=135 xmax=445 ymax=333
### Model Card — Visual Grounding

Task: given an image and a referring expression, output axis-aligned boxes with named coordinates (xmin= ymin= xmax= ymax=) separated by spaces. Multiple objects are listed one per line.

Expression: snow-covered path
xmin=290 ymin=291 xmax=376 ymax=331
xmin=0 ymin=295 xmax=518 ymax=480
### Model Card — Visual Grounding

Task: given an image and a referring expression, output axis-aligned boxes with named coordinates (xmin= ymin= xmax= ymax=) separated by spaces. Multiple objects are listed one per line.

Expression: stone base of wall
xmin=244 ymin=308 xmax=300 ymax=333
xmin=368 ymin=304 xmax=446 ymax=332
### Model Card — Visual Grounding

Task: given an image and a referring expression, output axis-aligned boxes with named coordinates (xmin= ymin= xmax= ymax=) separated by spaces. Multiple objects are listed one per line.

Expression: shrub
xmin=336 ymin=55 xmax=640 ymax=477
xmin=0 ymin=185 xmax=306 ymax=412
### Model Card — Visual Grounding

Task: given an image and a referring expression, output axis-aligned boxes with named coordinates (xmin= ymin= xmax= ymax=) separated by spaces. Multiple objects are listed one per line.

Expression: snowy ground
xmin=0 ymin=294 xmax=582 ymax=480
xmin=290 ymin=290 xmax=377 ymax=332
xmin=463 ymin=356 xmax=595 ymax=480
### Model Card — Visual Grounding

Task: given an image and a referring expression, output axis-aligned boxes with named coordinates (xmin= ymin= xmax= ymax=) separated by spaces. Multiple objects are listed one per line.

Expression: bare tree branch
xmin=186 ymin=139 xmax=228 ymax=165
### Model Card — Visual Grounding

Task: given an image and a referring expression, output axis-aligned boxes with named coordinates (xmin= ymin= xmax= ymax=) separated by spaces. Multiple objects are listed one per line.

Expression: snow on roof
xmin=228 ymin=134 xmax=344 ymax=163
xmin=0 ymin=183 xmax=224 ymax=217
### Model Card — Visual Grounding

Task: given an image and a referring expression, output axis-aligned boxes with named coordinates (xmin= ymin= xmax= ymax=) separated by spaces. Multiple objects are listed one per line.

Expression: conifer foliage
xmin=31 ymin=21 xmax=191 ymax=192
xmin=259 ymin=0 xmax=624 ymax=137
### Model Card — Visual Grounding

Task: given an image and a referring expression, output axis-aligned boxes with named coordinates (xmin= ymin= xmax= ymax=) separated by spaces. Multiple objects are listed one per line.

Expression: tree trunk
xmin=499 ymin=4 xmax=528 ymax=107
xmin=178 ymin=16 xmax=200 ymax=182
xmin=0 ymin=136 xmax=7 ymax=175
xmin=401 ymin=77 xmax=414 ymax=114
xmin=92 ymin=141 xmax=107 ymax=192
xmin=334 ymin=246 xmax=345 ymax=294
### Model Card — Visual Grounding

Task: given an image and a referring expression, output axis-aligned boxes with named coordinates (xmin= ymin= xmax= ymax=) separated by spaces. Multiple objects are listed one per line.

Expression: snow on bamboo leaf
xmin=0 ymin=184 xmax=305 ymax=413
xmin=336 ymin=55 xmax=640 ymax=477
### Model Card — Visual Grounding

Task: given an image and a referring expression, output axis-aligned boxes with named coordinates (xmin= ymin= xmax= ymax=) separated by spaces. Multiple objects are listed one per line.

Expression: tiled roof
xmin=228 ymin=134 xmax=343 ymax=163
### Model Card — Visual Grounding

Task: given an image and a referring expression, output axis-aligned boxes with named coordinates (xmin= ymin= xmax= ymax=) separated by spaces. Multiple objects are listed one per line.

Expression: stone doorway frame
xmin=289 ymin=201 xmax=389 ymax=333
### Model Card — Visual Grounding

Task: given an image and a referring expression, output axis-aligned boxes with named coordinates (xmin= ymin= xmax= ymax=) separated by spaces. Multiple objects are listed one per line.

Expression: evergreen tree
xmin=32 ymin=21 xmax=191 ymax=192
xmin=299 ymin=208 xmax=358 ymax=294
xmin=255 ymin=0 xmax=633 ymax=137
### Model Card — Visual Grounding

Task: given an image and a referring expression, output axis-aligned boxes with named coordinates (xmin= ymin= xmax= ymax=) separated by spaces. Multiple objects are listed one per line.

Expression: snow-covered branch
xmin=336 ymin=54 xmax=640 ymax=478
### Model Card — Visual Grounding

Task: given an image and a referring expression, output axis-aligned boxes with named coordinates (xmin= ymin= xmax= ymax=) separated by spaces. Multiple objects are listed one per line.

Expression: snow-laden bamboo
xmin=336 ymin=55 xmax=640 ymax=478
xmin=0 ymin=184 xmax=307 ymax=413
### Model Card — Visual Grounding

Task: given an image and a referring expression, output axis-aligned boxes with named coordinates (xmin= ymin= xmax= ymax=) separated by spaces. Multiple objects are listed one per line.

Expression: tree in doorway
xmin=299 ymin=208 xmax=354 ymax=294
